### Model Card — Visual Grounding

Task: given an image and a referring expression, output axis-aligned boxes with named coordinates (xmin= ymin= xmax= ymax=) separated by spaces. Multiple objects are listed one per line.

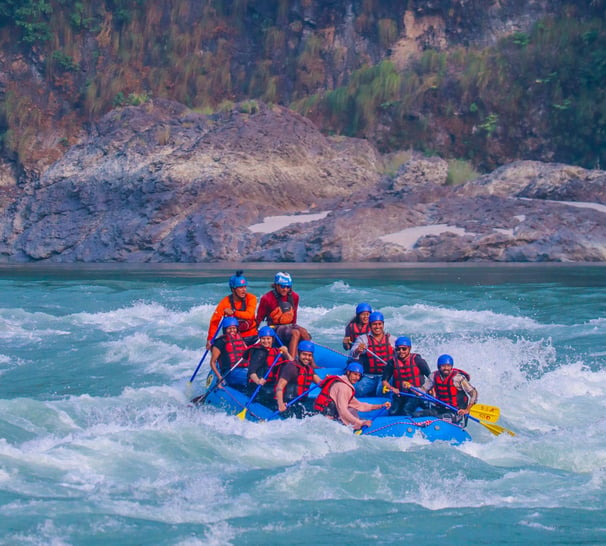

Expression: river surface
xmin=1 ymin=263 xmax=605 ymax=545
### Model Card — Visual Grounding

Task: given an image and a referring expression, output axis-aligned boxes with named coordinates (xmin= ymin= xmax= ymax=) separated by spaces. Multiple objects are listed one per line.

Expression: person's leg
xmin=399 ymin=394 xmax=421 ymax=415
xmin=354 ymin=375 xmax=375 ymax=397
xmin=225 ymin=368 xmax=248 ymax=391
xmin=388 ymin=395 xmax=404 ymax=416
xmin=288 ymin=327 xmax=301 ymax=358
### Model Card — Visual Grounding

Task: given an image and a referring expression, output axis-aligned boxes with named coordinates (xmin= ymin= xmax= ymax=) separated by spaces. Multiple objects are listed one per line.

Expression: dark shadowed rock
xmin=0 ymin=101 xmax=604 ymax=263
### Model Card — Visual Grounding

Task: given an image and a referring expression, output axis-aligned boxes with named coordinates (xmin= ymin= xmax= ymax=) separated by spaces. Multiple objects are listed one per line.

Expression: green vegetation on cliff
xmin=0 ymin=1 xmax=604 ymax=172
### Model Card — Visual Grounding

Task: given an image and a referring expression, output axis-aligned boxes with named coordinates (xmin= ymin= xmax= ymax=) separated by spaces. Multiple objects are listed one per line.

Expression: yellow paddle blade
xmin=479 ymin=419 xmax=515 ymax=436
xmin=471 ymin=404 xmax=500 ymax=420
xmin=470 ymin=408 xmax=500 ymax=422
xmin=236 ymin=408 xmax=248 ymax=420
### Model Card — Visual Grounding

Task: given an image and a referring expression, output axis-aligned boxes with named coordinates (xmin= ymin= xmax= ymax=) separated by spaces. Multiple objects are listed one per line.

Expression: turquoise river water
xmin=0 ymin=264 xmax=605 ymax=545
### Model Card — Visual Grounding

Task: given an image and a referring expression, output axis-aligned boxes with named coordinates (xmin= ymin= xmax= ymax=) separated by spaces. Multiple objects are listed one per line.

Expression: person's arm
xmin=349 ymin=335 xmax=367 ymax=359
xmin=331 ymin=382 xmax=367 ymax=428
xmin=381 ymin=361 xmax=395 ymax=392
xmin=349 ymin=397 xmax=390 ymax=413
xmin=415 ymin=355 xmax=432 ymax=378
xmin=275 ymin=377 xmax=288 ymax=412
xmin=255 ymin=293 xmax=271 ymax=326
xmin=342 ymin=322 xmax=353 ymax=350
xmin=420 ymin=373 xmax=434 ymax=393
xmin=454 ymin=375 xmax=478 ymax=414
xmin=247 ymin=349 xmax=265 ymax=385
xmin=208 ymin=346 xmax=224 ymax=386
xmin=291 ymin=291 xmax=299 ymax=324
xmin=206 ymin=297 xmax=230 ymax=346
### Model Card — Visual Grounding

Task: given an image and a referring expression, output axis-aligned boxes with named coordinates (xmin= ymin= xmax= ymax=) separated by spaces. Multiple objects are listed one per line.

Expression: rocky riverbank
xmin=0 ymin=100 xmax=604 ymax=263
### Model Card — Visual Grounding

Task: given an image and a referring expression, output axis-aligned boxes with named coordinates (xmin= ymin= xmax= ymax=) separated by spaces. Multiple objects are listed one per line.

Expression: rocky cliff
xmin=1 ymin=100 xmax=604 ymax=263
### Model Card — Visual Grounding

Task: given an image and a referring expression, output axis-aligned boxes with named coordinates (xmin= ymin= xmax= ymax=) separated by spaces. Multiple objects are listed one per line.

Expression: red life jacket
xmin=222 ymin=333 xmax=248 ymax=368
xmin=365 ymin=334 xmax=394 ymax=374
xmin=313 ymin=375 xmax=354 ymax=413
xmin=345 ymin=321 xmax=369 ymax=344
xmin=247 ymin=347 xmax=282 ymax=385
xmin=268 ymin=290 xmax=295 ymax=325
xmin=282 ymin=361 xmax=315 ymax=400
xmin=433 ymin=368 xmax=471 ymax=409
xmin=393 ymin=353 xmax=424 ymax=389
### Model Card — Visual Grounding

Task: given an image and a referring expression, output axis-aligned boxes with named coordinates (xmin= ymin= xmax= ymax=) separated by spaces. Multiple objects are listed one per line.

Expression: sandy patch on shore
xmin=248 ymin=211 xmax=331 ymax=233
xmin=380 ymin=224 xmax=470 ymax=250
xmin=521 ymin=198 xmax=606 ymax=214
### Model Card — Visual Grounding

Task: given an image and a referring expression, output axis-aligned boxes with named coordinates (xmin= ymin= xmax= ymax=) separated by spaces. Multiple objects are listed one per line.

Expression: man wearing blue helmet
xmin=206 ymin=270 xmax=258 ymax=348
xmin=382 ymin=336 xmax=431 ymax=416
xmin=275 ymin=340 xmax=321 ymax=418
xmin=314 ymin=362 xmax=391 ymax=431
xmin=349 ymin=310 xmax=395 ymax=397
xmin=256 ymin=271 xmax=311 ymax=358
xmin=420 ymin=354 xmax=478 ymax=425
xmin=342 ymin=302 xmax=372 ymax=350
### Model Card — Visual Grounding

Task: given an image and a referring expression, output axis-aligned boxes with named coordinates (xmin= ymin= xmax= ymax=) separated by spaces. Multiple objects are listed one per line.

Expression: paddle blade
xmin=236 ymin=408 xmax=248 ymax=420
xmin=480 ymin=420 xmax=515 ymax=436
xmin=470 ymin=408 xmax=500 ymax=422
xmin=471 ymin=404 xmax=500 ymax=421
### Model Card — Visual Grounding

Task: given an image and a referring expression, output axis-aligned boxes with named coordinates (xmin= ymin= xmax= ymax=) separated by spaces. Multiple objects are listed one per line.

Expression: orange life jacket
xmin=268 ymin=290 xmax=296 ymax=325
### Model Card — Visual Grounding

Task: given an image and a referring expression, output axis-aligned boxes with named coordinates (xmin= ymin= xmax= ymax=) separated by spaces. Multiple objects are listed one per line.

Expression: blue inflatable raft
xmin=197 ymin=339 xmax=471 ymax=445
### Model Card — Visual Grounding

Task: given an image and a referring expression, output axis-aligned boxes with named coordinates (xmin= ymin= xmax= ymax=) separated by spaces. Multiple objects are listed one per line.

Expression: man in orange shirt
xmin=206 ymin=270 xmax=258 ymax=348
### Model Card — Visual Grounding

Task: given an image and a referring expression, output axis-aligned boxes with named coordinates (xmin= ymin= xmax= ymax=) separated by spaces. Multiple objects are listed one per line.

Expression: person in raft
xmin=275 ymin=340 xmax=322 ymax=418
xmin=255 ymin=271 xmax=311 ymax=358
xmin=314 ymin=362 xmax=391 ymax=432
xmin=381 ymin=336 xmax=431 ymax=416
xmin=208 ymin=317 xmax=250 ymax=391
xmin=419 ymin=354 xmax=478 ymax=425
xmin=349 ymin=311 xmax=395 ymax=398
xmin=206 ymin=271 xmax=258 ymax=349
xmin=246 ymin=326 xmax=292 ymax=407
xmin=342 ymin=302 xmax=372 ymax=351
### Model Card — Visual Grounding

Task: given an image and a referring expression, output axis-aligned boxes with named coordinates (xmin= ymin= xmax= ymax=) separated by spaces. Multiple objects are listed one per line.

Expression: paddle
xmin=365 ymin=348 xmax=512 ymax=435
xmin=265 ymin=382 xmax=321 ymax=420
xmin=354 ymin=404 xmax=389 ymax=435
xmin=236 ymin=353 xmax=283 ymax=420
xmin=387 ymin=388 xmax=500 ymax=422
xmin=190 ymin=340 xmax=260 ymax=405
xmin=469 ymin=404 xmax=500 ymax=423
xmin=409 ymin=386 xmax=515 ymax=437
xmin=188 ymin=318 xmax=224 ymax=389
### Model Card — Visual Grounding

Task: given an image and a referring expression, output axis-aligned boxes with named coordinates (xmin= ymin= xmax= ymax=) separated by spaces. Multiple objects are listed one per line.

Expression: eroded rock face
xmin=0 ymin=100 xmax=604 ymax=263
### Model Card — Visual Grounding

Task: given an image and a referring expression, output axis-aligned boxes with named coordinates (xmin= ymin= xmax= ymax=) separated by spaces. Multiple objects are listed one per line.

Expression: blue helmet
xmin=298 ymin=340 xmax=315 ymax=354
xmin=369 ymin=311 xmax=384 ymax=324
xmin=222 ymin=317 xmax=239 ymax=330
xmin=395 ymin=336 xmax=412 ymax=347
xmin=437 ymin=354 xmax=454 ymax=367
xmin=229 ymin=270 xmax=247 ymax=289
xmin=274 ymin=271 xmax=292 ymax=287
xmin=258 ymin=326 xmax=275 ymax=338
xmin=345 ymin=362 xmax=364 ymax=375
xmin=355 ymin=302 xmax=372 ymax=315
